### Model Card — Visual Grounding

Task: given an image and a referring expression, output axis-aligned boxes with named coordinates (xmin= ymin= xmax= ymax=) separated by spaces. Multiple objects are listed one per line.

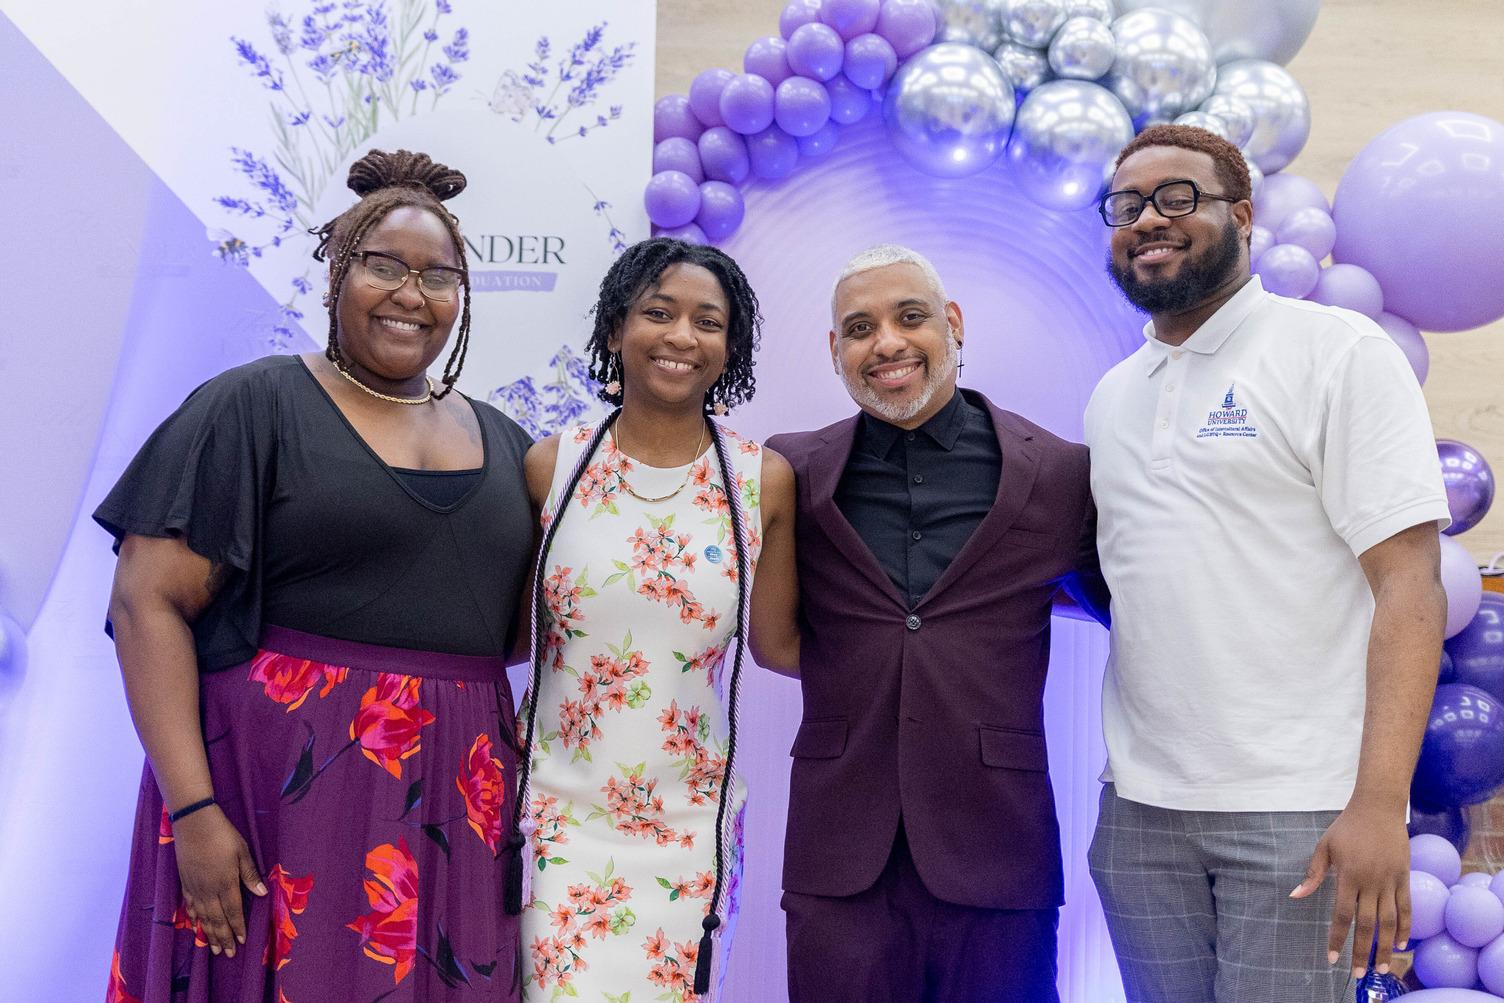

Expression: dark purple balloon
xmin=1413 ymin=683 xmax=1504 ymax=807
xmin=744 ymin=36 xmax=794 ymax=87
xmin=1437 ymin=439 xmax=1496 ymax=536
xmin=876 ymin=0 xmax=937 ymax=57
xmin=653 ymin=222 xmax=709 ymax=245
xmin=826 ymin=73 xmax=873 ymax=125
xmin=697 ymin=126 xmax=751 ymax=185
xmin=787 ymin=22 xmax=845 ymax=81
xmin=688 ymin=68 xmax=734 ymax=128
xmin=653 ymin=94 xmax=703 ymax=143
xmin=747 ymin=125 xmax=801 ymax=179
xmin=820 ymin=0 xmax=881 ymax=40
xmin=774 ymin=75 xmax=832 ymax=137
xmin=643 ymin=170 xmax=702 ymax=229
xmin=653 ymin=137 xmax=704 ymax=184
xmin=1450 ymin=593 xmax=1504 ymax=702
xmin=718 ymin=73 xmax=777 ymax=135
xmin=696 ymin=181 xmax=746 ymax=243
xmin=843 ymin=32 xmax=899 ymax=89
xmin=1409 ymin=802 xmax=1471 ymax=853
xmin=797 ymin=120 xmax=843 ymax=158
xmin=1440 ymin=648 xmax=1457 ymax=684
xmin=780 ymin=0 xmax=824 ymax=39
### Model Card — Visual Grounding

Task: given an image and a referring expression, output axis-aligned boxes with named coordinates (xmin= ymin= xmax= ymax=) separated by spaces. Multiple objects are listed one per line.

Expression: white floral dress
xmin=519 ymin=420 xmax=763 ymax=1003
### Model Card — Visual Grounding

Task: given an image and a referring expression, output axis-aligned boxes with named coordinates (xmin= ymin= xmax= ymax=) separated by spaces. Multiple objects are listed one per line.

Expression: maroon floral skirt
xmin=107 ymin=626 xmax=521 ymax=1003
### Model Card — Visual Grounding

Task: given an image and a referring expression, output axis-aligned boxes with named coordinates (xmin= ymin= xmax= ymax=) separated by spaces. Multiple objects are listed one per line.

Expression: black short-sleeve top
xmin=93 ymin=355 xmax=536 ymax=671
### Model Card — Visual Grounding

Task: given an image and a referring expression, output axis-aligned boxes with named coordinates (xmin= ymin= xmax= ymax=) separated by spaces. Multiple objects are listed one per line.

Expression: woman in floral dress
xmin=99 ymin=150 xmax=533 ymax=1002
xmin=510 ymin=238 xmax=799 ymax=1001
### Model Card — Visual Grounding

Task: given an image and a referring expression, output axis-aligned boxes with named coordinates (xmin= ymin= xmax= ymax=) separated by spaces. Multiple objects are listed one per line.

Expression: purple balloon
xmin=1481 ymin=935 xmax=1504 ymax=996
xmin=1414 ymin=932 xmax=1480 ymax=990
xmin=1440 ymin=536 xmax=1484 ymax=639
xmin=774 ymin=75 xmax=832 ymax=137
xmin=1451 ymin=594 xmax=1504 ymax=703
xmin=719 ymin=73 xmax=777 ymax=135
xmin=1254 ymin=172 xmax=1328 ymax=232
xmin=689 ymin=68 xmax=734 ymax=128
xmin=747 ymin=125 xmax=801 ymax=179
xmin=843 ymin=32 xmax=899 ymax=89
xmin=797 ymin=119 xmax=842 ymax=158
xmin=744 ymin=36 xmax=794 ymax=87
xmin=697 ymin=127 xmax=751 ymax=185
xmin=1490 ymin=867 xmax=1504 ymax=905
xmin=696 ymin=181 xmax=746 ymax=243
xmin=1441 ymin=649 xmax=1457 ymax=684
xmin=787 ymin=22 xmax=846 ymax=81
xmin=1438 ymin=440 xmax=1496 ymax=537
xmin=1376 ymin=310 xmax=1430 ymax=385
xmin=780 ymin=0 xmax=825 ymax=39
xmin=876 ymin=0 xmax=938 ymax=57
xmin=1413 ymin=833 xmax=1465 ymax=886
xmin=653 ymin=94 xmax=704 ymax=143
xmin=1410 ymin=804 xmax=1470 ymax=854
xmin=1248 ymin=224 xmax=1274 ymax=266
xmin=1275 ymin=206 xmax=1336 ymax=260
xmin=653 ymin=222 xmax=708 ymax=245
xmin=643 ymin=170 xmax=702 ymax=228
xmin=1254 ymin=243 xmax=1320 ymax=298
xmin=1412 ymin=869 xmax=1453 ymax=940
xmin=1308 ymin=263 xmax=1384 ymax=319
xmin=1413 ymin=683 xmax=1504 ymax=807
xmin=1405 ymin=990 xmax=1504 ymax=1002
xmin=820 ymin=0 xmax=881 ymax=40
xmin=653 ymin=137 xmax=704 ymax=184
xmin=1333 ymin=112 xmax=1504 ymax=332
xmin=1459 ymin=872 xmax=1495 ymax=889
xmin=826 ymin=73 xmax=874 ymax=124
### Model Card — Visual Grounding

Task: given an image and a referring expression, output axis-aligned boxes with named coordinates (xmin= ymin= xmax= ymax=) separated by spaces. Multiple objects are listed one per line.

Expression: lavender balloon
xmin=690 ymin=69 xmax=735 ymax=128
xmin=775 ymin=76 xmax=833 ymax=136
xmin=1412 ymin=833 xmax=1464 ymax=887
xmin=1481 ymin=935 xmax=1504 ymax=996
xmin=695 ymin=181 xmax=745 ymax=243
xmin=1448 ymin=884 xmax=1504 ymax=948
xmin=1412 ymin=869 xmax=1452 ymax=940
xmin=747 ymin=125 xmax=801 ymax=179
xmin=654 ymin=222 xmax=708 ymax=245
xmin=1274 ymin=206 xmax=1335 ymax=261
xmin=1254 ymin=243 xmax=1319 ymax=299
xmin=719 ymin=73 xmax=777 ymax=134
xmin=1376 ymin=311 xmax=1430 ymax=385
xmin=653 ymin=138 xmax=705 ymax=184
xmin=697 ymin=127 xmax=751 ymax=185
xmin=1405 ymin=989 xmax=1504 ymax=1002
xmin=781 ymin=0 xmax=825 ymax=38
xmin=821 ymin=0 xmax=882 ymax=39
xmin=843 ymin=32 xmax=898 ymax=89
xmin=1458 ymin=872 xmax=1495 ymax=889
xmin=1490 ymin=867 xmax=1504 ymax=906
xmin=1334 ymin=112 xmax=1504 ymax=332
xmin=1248 ymin=224 xmax=1274 ymax=267
xmin=744 ymin=36 xmax=794 ymax=87
xmin=1440 ymin=535 xmax=1483 ymax=639
xmin=1253 ymin=172 xmax=1327 ymax=231
xmin=876 ymin=0 xmax=939 ymax=57
xmin=797 ymin=119 xmax=843 ymax=158
xmin=654 ymin=94 xmax=704 ymax=143
xmin=827 ymin=73 xmax=875 ymax=124
xmin=1307 ymin=263 xmax=1383 ymax=319
xmin=1437 ymin=440 xmax=1496 ymax=537
xmin=1414 ymin=931 xmax=1480 ymax=989
xmin=788 ymin=22 xmax=847 ymax=81
xmin=643 ymin=170 xmax=702 ymax=228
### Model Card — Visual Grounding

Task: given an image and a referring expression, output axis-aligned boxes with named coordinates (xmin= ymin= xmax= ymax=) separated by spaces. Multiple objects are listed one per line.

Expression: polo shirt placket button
xmin=905 ymin=614 xmax=921 ymax=631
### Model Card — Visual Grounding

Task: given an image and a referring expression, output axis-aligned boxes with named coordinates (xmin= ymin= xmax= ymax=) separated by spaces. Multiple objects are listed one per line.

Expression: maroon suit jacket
xmin=766 ymin=390 xmax=1100 ymax=911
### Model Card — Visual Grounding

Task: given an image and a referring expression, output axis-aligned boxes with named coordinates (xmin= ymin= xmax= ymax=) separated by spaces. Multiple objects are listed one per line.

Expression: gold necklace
xmin=613 ymin=417 xmax=707 ymax=504
xmin=334 ymin=361 xmax=434 ymax=405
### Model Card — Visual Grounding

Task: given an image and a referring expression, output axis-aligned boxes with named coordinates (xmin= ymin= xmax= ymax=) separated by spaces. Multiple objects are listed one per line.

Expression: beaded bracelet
xmin=167 ymin=797 xmax=217 ymax=824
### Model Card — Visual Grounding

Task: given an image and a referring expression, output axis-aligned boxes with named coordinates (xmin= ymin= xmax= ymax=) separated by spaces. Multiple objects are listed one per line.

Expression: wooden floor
xmin=656 ymin=0 xmax=1504 ymax=563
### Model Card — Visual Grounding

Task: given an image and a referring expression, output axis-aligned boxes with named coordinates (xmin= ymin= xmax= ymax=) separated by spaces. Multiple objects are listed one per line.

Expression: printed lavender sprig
xmin=489 ymin=345 xmax=602 ymax=439
xmin=489 ymin=23 xmax=635 ymax=144
xmin=585 ymin=184 xmax=629 ymax=256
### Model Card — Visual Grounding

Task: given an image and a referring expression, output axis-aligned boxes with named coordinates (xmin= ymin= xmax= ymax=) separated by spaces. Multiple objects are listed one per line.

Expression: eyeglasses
xmin=1098 ymin=180 xmax=1240 ymax=227
xmin=353 ymin=250 xmax=465 ymax=301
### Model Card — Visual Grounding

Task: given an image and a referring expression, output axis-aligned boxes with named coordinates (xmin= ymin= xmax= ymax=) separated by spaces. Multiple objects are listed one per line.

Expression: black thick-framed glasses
xmin=1098 ymin=179 xmax=1240 ymax=227
xmin=353 ymin=250 xmax=466 ymax=301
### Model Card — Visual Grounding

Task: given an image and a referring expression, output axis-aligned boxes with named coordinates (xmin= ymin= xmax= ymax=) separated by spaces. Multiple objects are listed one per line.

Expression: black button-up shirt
xmin=835 ymin=390 xmax=1002 ymax=607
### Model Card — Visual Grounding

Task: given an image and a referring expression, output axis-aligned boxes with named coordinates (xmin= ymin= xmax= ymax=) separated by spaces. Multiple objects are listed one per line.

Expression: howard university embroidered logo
xmin=1196 ymin=383 xmax=1259 ymax=439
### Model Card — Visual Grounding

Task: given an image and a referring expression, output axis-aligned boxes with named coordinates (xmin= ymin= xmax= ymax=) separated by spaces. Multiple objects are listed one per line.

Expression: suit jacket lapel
xmin=807 ymin=416 xmax=908 ymax=606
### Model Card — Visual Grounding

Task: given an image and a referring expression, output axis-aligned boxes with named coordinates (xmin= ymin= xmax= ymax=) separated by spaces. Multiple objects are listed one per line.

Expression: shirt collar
xmin=861 ymin=388 xmax=968 ymax=454
xmin=1142 ymin=274 xmax=1267 ymax=376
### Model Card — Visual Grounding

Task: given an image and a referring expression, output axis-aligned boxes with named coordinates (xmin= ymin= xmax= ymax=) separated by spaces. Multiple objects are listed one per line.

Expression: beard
xmin=840 ymin=334 xmax=960 ymax=425
xmin=1108 ymin=220 xmax=1244 ymax=315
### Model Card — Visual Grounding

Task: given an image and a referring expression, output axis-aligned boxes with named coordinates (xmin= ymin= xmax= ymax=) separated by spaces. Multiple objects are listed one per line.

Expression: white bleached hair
xmin=830 ymin=244 xmax=948 ymax=321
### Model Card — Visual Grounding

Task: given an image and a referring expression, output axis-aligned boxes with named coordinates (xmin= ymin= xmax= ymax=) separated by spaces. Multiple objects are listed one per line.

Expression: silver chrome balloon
xmin=1243 ymin=152 xmax=1264 ymax=199
xmin=1062 ymin=0 xmax=1114 ymax=22
xmin=1116 ymin=0 xmax=1320 ymax=65
xmin=936 ymin=0 xmax=1007 ymax=51
xmin=1211 ymin=58 xmax=1310 ymax=173
xmin=883 ymin=42 xmax=1018 ymax=177
xmin=1006 ymin=78 xmax=1135 ymax=210
xmin=1104 ymin=8 xmax=1217 ymax=126
xmin=1198 ymin=92 xmax=1256 ymax=148
xmin=1048 ymin=16 xmax=1116 ymax=80
xmin=993 ymin=40 xmax=1053 ymax=92
xmin=1172 ymin=110 xmax=1230 ymax=141
xmin=1002 ymin=0 xmax=1069 ymax=48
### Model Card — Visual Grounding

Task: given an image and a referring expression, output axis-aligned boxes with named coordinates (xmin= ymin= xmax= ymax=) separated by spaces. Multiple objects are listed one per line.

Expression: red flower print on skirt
xmin=106 ymin=949 xmax=143 ymax=1003
xmin=350 ymin=674 xmax=436 ymax=779
xmin=264 ymin=865 xmax=314 ymax=970
xmin=169 ymin=899 xmax=208 ymax=948
xmin=249 ymin=651 xmax=348 ymax=711
xmin=157 ymin=805 xmax=173 ymax=845
xmin=457 ymin=733 xmax=506 ymax=855
xmin=347 ymin=836 xmax=420 ymax=984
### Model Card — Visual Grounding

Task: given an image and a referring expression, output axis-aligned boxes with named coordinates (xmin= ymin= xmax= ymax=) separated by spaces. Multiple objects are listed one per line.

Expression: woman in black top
xmin=96 ymin=149 xmax=532 ymax=1002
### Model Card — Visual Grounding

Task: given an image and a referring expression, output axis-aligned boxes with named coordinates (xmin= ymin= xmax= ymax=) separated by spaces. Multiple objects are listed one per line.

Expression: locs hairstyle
xmin=586 ymin=237 xmax=763 ymax=412
xmin=310 ymin=149 xmax=473 ymax=399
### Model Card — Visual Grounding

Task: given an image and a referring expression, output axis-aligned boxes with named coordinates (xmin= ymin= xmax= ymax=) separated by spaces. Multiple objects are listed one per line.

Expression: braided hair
xmin=310 ymin=149 xmax=473 ymax=399
xmin=588 ymin=237 xmax=762 ymax=414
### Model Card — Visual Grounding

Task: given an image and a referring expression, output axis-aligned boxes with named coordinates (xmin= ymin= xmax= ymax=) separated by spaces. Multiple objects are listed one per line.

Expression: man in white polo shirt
xmin=1085 ymin=124 xmax=1450 ymax=1002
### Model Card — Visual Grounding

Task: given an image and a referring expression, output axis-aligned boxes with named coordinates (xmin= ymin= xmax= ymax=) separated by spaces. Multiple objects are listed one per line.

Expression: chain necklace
xmin=613 ymin=416 xmax=707 ymax=504
xmin=334 ymin=360 xmax=434 ymax=405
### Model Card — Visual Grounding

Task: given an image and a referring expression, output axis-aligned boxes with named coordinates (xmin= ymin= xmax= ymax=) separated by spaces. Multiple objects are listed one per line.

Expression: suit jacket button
xmin=905 ymin=614 xmax=921 ymax=631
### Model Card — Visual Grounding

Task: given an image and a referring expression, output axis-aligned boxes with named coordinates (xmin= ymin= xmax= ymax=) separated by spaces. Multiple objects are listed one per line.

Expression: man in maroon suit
xmin=764 ymin=245 xmax=1106 ymax=1003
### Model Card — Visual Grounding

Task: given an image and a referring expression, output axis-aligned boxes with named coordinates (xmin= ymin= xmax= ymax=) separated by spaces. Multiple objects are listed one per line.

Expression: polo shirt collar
xmin=1142 ymin=275 xmax=1267 ymax=376
xmin=861 ymin=387 xmax=967 ymax=454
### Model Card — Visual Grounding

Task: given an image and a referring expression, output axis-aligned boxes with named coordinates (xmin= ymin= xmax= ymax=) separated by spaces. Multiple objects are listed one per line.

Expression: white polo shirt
xmin=1084 ymin=276 xmax=1450 ymax=812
